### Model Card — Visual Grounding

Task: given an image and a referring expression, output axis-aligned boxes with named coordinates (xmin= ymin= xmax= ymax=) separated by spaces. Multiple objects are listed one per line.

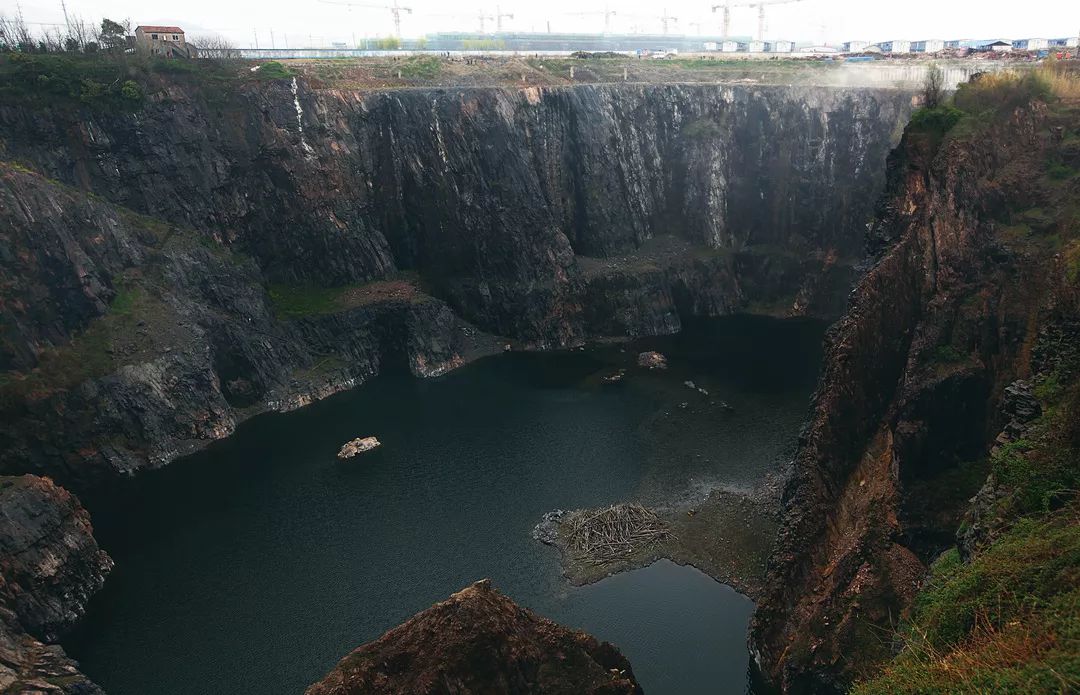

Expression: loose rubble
xmin=637 ymin=351 xmax=668 ymax=370
xmin=337 ymin=436 xmax=381 ymax=459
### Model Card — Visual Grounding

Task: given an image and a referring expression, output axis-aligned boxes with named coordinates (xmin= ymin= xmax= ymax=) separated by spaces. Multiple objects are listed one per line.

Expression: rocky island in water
xmin=1 ymin=24 xmax=1078 ymax=695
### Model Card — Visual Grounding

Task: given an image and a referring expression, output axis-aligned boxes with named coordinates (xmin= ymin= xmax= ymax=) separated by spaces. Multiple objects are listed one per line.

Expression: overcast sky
xmin=9 ymin=0 xmax=1080 ymax=48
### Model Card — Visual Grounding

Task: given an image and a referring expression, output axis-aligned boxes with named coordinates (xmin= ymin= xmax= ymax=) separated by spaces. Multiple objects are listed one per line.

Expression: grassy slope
xmin=856 ymin=68 xmax=1080 ymax=694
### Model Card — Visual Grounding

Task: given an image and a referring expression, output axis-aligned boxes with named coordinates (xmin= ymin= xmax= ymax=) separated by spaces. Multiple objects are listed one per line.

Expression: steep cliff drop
xmin=0 ymin=77 xmax=912 ymax=490
xmin=305 ymin=580 xmax=642 ymax=695
xmin=0 ymin=60 xmax=920 ymax=692
xmin=0 ymin=475 xmax=112 ymax=693
xmin=751 ymin=74 xmax=1080 ymax=692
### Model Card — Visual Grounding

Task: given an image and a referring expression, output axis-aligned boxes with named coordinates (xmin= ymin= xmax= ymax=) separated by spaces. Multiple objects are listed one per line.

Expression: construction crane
xmin=567 ymin=7 xmax=618 ymax=35
xmin=629 ymin=9 xmax=678 ymax=35
xmin=318 ymin=0 xmax=412 ymax=38
xmin=494 ymin=5 xmax=513 ymax=32
xmin=711 ymin=0 xmax=802 ymax=41
xmin=659 ymin=9 xmax=678 ymax=35
xmin=430 ymin=10 xmax=503 ymax=34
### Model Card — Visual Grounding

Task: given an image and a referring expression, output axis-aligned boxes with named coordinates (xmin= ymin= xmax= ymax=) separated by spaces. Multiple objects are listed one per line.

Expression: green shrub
xmin=908 ymin=105 xmax=966 ymax=135
xmin=399 ymin=55 xmax=442 ymax=80
xmin=267 ymin=284 xmax=342 ymax=317
xmin=855 ymin=511 xmax=1080 ymax=694
xmin=120 ymin=80 xmax=142 ymax=101
xmin=1047 ymin=161 xmax=1076 ymax=180
xmin=373 ymin=37 xmax=401 ymax=50
xmin=931 ymin=344 xmax=966 ymax=364
xmin=254 ymin=61 xmax=293 ymax=80
xmin=0 ymin=53 xmax=143 ymax=110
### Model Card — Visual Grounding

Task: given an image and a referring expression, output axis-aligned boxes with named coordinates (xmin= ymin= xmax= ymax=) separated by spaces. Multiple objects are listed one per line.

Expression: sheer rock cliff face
xmin=305 ymin=579 xmax=642 ymax=695
xmin=0 ymin=82 xmax=909 ymax=486
xmin=750 ymin=103 xmax=1067 ymax=692
xmin=0 ymin=475 xmax=112 ymax=693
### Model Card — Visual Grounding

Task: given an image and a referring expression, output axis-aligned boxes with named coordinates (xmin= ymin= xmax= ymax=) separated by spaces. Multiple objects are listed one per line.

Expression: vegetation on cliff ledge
xmin=859 ymin=376 xmax=1080 ymax=693
xmin=856 ymin=66 xmax=1080 ymax=695
xmin=267 ymin=274 xmax=425 ymax=319
xmin=855 ymin=510 xmax=1079 ymax=694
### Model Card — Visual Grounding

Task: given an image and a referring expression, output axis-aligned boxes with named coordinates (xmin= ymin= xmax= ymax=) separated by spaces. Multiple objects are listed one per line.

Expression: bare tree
xmin=923 ymin=63 xmax=945 ymax=109
xmin=41 ymin=26 xmax=65 ymax=52
xmin=0 ymin=12 xmax=34 ymax=52
xmin=192 ymin=34 xmax=239 ymax=60
xmin=66 ymin=15 xmax=94 ymax=51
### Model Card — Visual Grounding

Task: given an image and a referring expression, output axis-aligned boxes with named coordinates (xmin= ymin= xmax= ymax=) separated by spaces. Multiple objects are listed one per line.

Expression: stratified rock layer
xmin=0 ymin=475 xmax=111 ymax=693
xmin=751 ymin=97 xmax=1078 ymax=692
xmin=0 ymin=81 xmax=912 ymax=487
xmin=306 ymin=580 xmax=642 ymax=695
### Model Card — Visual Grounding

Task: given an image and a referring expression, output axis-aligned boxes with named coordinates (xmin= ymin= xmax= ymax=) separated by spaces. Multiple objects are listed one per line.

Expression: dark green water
xmin=65 ymin=316 xmax=826 ymax=695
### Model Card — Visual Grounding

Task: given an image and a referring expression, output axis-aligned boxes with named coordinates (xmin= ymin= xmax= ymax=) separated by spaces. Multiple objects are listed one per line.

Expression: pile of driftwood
xmin=562 ymin=503 xmax=672 ymax=565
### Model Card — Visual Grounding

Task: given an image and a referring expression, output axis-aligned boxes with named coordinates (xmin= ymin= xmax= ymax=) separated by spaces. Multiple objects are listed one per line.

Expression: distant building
xmin=771 ymin=40 xmax=794 ymax=53
xmin=721 ymin=40 xmax=739 ymax=52
xmin=135 ymin=25 xmax=191 ymax=57
xmin=877 ymin=40 xmax=912 ymax=54
xmin=799 ymin=45 xmax=839 ymax=54
xmin=1013 ymin=38 xmax=1050 ymax=50
xmin=843 ymin=40 xmax=870 ymax=53
xmin=703 ymin=41 xmax=719 ymax=51
xmin=748 ymin=40 xmax=766 ymax=53
xmin=912 ymin=39 xmax=945 ymax=53
xmin=1049 ymin=37 xmax=1079 ymax=47
xmin=961 ymin=39 xmax=1012 ymax=52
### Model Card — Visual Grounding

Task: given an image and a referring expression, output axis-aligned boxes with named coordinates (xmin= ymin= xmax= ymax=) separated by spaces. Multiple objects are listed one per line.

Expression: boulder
xmin=337 ymin=437 xmax=381 ymax=459
xmin=637 ymin=351 xmax=668 ymax=370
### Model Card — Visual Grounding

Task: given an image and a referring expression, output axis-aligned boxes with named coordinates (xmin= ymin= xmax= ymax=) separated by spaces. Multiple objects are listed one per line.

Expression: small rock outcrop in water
xmin=305 ymin=580 xmax=642 ymax=695
xmin=337 ymin=437 xmax=381 ymax=459
xmin=637 ymin=351 xmax=668 ymax=370
xmin=0 ymin=475 xmax=112 ymax=693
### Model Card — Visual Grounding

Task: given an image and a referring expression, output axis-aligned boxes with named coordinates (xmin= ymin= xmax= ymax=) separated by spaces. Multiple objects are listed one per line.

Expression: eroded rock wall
xmin=0 ymin=475 xmax=111 ymax=693
xmin=750 ymin=101 xmax=1070 ymax=692
xmin=0 ymin=81 xmax=911 ymax=486
xmin=0 ymin=82 xmax=910 ymax=340
xmin=0 ymin=165 xmax=493 ymax=486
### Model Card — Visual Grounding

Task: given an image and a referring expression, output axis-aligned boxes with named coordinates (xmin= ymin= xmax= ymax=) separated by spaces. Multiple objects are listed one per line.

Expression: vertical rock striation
xmin=751 ymin=98 xmax=1074 ymax=691
xmin=0 ymin=81 xmax=911 ymax=486
xmin=0 ymin=82 xmax=910 ymax=338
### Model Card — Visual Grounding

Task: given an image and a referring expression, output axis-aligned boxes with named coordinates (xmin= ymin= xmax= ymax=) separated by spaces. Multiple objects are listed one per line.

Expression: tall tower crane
xmin=318 ymin=0 xmax=413 ymax=38
xmin=567 ymin=7 xmax=618 ymax=35
xmin=431 ymin=10 xmax=504 ymax=34
xmin=659 ymin=8 xmax=678 ymax=35
xmin=711 ymin=0 xmax=803 ymax=41
xmin=494 ymin=5 xmax=514 ymax=32
xmin=624 ymin=9 xmax=680 ymax=35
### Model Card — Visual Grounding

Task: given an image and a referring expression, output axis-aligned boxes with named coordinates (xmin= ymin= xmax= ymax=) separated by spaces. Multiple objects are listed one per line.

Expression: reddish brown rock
xmin=306 ymin=580 xmax=642 ymax=695
xmin=751 ymin=97 xmax=1075 ymax=692
xmin=0 ymin=475 xmax=111 ymax=693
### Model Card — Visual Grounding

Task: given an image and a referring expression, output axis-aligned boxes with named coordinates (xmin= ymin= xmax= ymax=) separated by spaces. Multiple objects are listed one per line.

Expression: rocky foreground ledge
xmin=306 ymin=579 xmax=642 ymax=695
xmin=0 ymin=475 xmax=112 ymax=693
